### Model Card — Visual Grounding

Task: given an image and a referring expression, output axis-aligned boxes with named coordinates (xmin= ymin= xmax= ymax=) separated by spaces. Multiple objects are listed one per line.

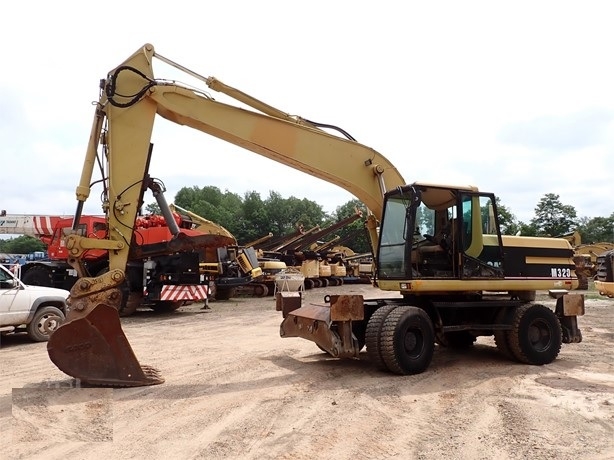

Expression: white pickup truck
xmin=0 ymin=263 xmax=69 ymax=342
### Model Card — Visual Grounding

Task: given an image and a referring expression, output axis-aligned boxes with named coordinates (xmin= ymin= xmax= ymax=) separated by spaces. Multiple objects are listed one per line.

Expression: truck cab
xmin=0 ymin=263 xmax=69 ymax=341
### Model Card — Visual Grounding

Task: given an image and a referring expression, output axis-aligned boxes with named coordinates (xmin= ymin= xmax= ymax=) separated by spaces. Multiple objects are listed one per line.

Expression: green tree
xmin=263 ymin=191 xmax=292 ymax=237
xmin=175 ymin=185 xmax=224 ymax=224
xmin=283 ymin=196 xmax=325 ymax=228
xmin=330 ymin=199 xmax=370 ymax=253
xmin=576 ymin=213 xmax=614 ymax=243
xmin=0 ymin=235 xmax=46 ymax=254
xmin=495 ymin=198 xmax=520 ymax=235
xmin=144 ymin=202 xmax=161 ymax=214
xmin=516 ymin=221 xmax=538 ymax=236
xmin=530 ymin=193 xmax=577 ymax=237
xmin=174 ymin=185 xmax=243 ymax=235
xmin=237 ymin=191 xmax=270 ymax=243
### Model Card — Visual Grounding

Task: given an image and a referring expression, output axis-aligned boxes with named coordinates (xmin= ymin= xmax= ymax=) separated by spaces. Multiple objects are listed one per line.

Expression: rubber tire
xmin=21 ymin=266 xmax=54 ymax=287
xmin=120 ymin=292 xmax=142 ymax=317
xmin=380 ymin=306 xmax=435 ymax=375
xmin=26 ymin=306 xmax=65 ymax=342
xmin=253 ymin=284 xmax=269 ymax=297
xmin=508 ymin=304 xmax=562 ymax=365
xmin=365 ymin=305 xmax=399 ymax=371
xmin=493 ymin=308 xmax=514 ymax=360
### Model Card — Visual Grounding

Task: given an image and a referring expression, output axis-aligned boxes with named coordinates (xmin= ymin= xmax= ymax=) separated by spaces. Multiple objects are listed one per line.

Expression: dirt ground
xmin=1 ymin=283 xmax=614 ymax=460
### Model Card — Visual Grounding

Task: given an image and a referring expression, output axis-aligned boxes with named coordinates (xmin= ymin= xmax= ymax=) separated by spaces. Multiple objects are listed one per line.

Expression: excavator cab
xmin=376 ymin=183 xmax=506 ymax=282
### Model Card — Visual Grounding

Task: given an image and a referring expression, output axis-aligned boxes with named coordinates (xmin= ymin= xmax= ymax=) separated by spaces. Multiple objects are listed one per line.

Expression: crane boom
xmin=0 ymin=214 xmax=71 ymax=238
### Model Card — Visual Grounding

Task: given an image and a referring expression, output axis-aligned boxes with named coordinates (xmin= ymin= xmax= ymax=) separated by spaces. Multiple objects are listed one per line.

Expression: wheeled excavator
xmin=47 ymin=44 xmax=585 ymax=386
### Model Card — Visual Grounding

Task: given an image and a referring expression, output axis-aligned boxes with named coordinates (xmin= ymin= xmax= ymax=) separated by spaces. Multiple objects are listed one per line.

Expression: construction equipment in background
xmin=287 ymin=210 xmax=363 ymax=288
xmin=47 ymin=44 xmax=585 ymax=387
xmin=595 ymin=249 xmax=614 ymax=298
xmin=168 ymin=203 xmax=236 ymax=243
xmin=559 ymin=231 xmax=614 ymax=289
xmin=331 ymin=247 xmax=373 ymax=283
xmin=168 ymin=203 xmax=263 ymax=300
xmin=253 ymin=211 xmax=363 ymax=289
xmin=0 ymin=205 xmax=233 ymax=315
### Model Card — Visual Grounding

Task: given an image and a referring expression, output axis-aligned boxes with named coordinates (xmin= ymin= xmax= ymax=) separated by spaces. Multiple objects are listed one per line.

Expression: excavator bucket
xmin=48 ymin=304 xmax=163 ymax=386
xmin=47 ymin=271 xmax=164 ymax=387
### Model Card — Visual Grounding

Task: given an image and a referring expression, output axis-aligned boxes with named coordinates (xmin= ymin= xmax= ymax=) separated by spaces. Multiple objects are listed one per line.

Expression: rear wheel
xmin=508 ymin=304 xmax=562 ymax=365
xmin=380 ymin=306 xmax=435 ymax=375
xmin=26 ymin=306 xmax=65 ymax=342
xmin=21 ymin=266 xmax=53 ymax=287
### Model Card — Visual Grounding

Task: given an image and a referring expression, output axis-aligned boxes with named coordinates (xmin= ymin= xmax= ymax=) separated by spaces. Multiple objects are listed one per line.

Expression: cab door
xmin=458 ymin=193 xmax=505 ymax=279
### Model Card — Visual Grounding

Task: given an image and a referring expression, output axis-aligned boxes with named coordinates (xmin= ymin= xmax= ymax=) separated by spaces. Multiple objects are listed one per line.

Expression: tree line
xmin=161 ymin=186 xmax=613 ymax=252
xmin=496 ymin=193 xmax=614 ymax=242
xmin=2 ymin=187 xmax=612 ymax=255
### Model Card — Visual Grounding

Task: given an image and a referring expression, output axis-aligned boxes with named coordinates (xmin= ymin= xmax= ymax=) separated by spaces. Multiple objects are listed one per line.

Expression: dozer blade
xmin=48 ymin=303 xmax=164 ymax=387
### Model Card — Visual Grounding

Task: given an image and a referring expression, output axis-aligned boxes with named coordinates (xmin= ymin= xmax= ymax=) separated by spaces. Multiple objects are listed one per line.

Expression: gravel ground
xmin=2 ymin=283 xmax=613 ymax=459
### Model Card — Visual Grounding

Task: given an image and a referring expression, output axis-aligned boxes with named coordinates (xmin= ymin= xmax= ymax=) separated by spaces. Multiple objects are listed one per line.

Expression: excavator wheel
xmin=508 ymin=304 xmax=562 ymax=365
xmin=365 ymin=305 xmax=399 ymax=371
xmin=379 ymin=306 xmax=435 ymax=375
xmin=47 ymin=303 xmax=164 ymax=387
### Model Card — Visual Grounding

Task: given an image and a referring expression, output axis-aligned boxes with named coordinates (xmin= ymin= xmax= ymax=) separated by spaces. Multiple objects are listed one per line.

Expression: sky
xmin=1 ymin=1 xmax=613 ymax=236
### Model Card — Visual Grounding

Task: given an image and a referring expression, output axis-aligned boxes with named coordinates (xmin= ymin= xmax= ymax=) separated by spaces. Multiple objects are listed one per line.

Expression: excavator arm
xmin=47 ymin=43 xmax=406 ymax=386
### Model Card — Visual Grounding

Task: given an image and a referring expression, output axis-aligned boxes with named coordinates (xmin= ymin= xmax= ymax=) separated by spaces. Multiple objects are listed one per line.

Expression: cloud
xmin=1 ymin=1 xmax=613 ymax=236
xmin=498 ymin=109 xmax=613 ymax=151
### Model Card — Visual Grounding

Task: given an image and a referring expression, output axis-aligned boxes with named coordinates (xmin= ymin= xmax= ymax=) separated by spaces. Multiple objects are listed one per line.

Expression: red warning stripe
xmin=160 ymin=284 xmax=209 ymax=301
